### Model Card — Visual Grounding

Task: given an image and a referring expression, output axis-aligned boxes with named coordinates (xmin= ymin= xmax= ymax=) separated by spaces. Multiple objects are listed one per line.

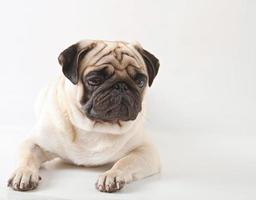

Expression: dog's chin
xmin=85 ymin=106 xmax=139 ymax=125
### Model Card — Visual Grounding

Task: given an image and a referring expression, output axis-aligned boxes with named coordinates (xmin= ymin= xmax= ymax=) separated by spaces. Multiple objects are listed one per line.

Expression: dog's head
xmin=58 ymin=40 xmax=159 ymax=124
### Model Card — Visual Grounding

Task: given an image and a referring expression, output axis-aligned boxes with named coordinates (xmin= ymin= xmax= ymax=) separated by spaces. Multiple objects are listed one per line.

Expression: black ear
xmin=136 ymin=47 xmax=160 ymax=87
xmin=58 ymin=43 xmax=95 ymax=84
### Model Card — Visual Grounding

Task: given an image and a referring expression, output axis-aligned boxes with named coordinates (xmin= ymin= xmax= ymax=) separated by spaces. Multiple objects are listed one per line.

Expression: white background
xmin=0 ymin=0 xmax=256 ymax=199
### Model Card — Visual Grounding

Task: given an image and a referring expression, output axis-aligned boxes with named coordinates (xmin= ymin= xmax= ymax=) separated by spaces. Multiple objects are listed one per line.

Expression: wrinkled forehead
xmin=79 ymin=40 xmax=146 ymax=75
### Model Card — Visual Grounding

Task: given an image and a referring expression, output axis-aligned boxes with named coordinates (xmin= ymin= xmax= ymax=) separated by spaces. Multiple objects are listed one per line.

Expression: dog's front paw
xmin=96 ymin=170 xmax=129 ymax=193
xmin=7 ymin=167 xmax=41 ymax=191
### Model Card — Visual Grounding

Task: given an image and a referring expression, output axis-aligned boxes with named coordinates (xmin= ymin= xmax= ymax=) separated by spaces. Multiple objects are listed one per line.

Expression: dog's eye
xmin=134 ymin=73 xmax=146 ymax=88
xmin=87 ymin=77 xmax=104 ymax=86
xmin=136 ymin=79 xmax=145 ymax=88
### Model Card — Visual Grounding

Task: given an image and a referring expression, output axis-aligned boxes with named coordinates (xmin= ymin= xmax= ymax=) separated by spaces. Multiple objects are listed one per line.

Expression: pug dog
xmin=7 ymin=39 xmax=160 ymax=193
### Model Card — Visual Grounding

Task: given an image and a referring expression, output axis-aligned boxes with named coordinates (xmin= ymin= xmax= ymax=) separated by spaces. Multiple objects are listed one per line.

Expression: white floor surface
xmin=1 ymin=128 xmax=256 ymax=200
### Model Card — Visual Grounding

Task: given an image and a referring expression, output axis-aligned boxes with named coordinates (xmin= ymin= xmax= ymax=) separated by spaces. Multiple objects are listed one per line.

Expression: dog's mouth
xmin=84 ymin=92 xmax=141 ymax=124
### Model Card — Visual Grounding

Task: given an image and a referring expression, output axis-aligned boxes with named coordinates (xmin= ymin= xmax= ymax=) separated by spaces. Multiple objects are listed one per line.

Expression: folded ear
xmin=58 ymin=42 xmax=95 ymax=84
xmin=135 ymin=45 xmax=160 ymax=87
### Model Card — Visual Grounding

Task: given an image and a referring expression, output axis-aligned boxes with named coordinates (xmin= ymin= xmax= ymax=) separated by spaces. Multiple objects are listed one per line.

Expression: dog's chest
xmin=59 ymin=131 xmax=131 ymax=166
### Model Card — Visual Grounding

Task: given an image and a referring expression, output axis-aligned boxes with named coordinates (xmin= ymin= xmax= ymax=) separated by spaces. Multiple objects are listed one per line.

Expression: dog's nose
xmin=113 ymin=82 xmax=128 ymax=92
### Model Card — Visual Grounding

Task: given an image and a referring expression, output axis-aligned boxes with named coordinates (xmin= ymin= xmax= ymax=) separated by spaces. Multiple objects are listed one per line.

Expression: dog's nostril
xmin=114 ymin=82 xmax=128 ymax=92
xmin=114 ymin=84 xmax=119 ymax=90
xmin=123 ymin=84 xmax=128 ymax=90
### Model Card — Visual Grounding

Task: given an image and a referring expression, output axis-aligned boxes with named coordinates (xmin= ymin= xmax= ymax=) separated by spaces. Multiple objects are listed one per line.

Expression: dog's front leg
xmin=96 ymin=143 xmax=160 ymax=193
xmin=7 ymin=138 xmax=55 ymax=191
